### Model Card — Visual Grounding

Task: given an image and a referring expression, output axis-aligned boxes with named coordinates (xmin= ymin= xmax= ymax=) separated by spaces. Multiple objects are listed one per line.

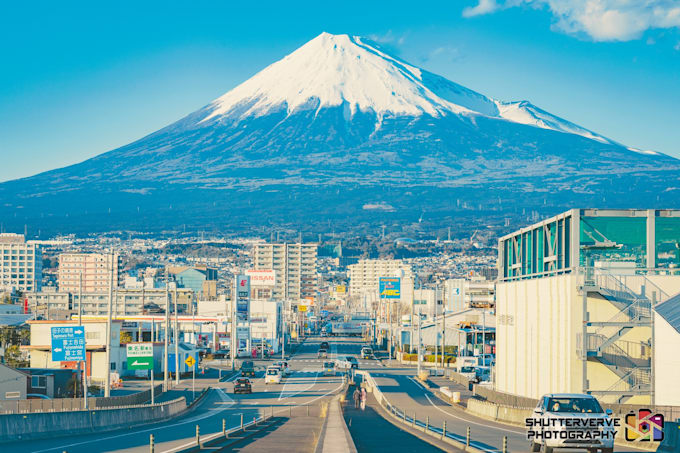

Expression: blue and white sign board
xmin=51 ymin=326 xmax=86 ymax=362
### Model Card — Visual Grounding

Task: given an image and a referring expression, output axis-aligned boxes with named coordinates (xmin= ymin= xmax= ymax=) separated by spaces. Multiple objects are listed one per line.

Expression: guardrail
xmin=0 ymin=396 xmax=186 ymax=443
xmin=357 ymin=371 xmax=499 ymax=453
xmin=0 ymin=383 xmax=165 ymax=414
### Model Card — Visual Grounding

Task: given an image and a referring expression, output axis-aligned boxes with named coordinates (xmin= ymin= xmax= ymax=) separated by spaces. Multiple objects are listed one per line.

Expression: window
xmin=31 ymin=376 xmax=47 ymax=388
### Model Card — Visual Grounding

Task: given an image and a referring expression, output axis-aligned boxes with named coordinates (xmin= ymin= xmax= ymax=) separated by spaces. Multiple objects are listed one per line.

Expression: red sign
xmin=24 ymin=298 xmax=28 ymax=314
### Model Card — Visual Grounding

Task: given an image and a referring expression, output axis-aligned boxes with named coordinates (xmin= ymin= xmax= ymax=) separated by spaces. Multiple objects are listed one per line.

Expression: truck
xmin=328 ymin=321 xmax=363 ymax=337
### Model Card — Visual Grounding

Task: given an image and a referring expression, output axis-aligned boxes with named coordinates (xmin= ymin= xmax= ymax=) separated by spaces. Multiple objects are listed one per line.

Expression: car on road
xmin=265 ymin=367 xmax=282 ymax=384
xmin=336 ymin=356 xmax=358 ymax=369
xmin=233 ymin=378 xmax=252 ymax=394
xmin=320 ymin=341 xmax=330 ymax=350
xmin=360 ymin=347 xmax=373 ymax=359
xmin=240 ymin=360 xmax=256 ymax=377
xmin=457 ymin=365 xmax=476 ymax=381
xmin=530 ymin=393 xmax=615 ymax=453
xmin=320 ymin=330 xmax=328 ymax=337
xmin=236 ymin=347 xmax=251 ymax=358
xmin=323 ymin=361 xmax=335 ymax=376
xmin=275 ymin=361 xmax=291 ymax=376
xmin=317 ymin=348 xmax=328 ymax=358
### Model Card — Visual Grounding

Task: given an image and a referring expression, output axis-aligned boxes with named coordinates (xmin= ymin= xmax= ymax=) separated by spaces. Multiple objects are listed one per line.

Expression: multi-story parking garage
xmin=496 ymin=208 xmax=680 ymax=405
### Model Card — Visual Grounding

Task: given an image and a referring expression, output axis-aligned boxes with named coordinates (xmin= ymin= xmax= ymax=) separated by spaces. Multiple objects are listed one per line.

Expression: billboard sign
xmin=51 ymin=326 xmax=86 ymax=362
xmin=335 ymin=285 xmax=346 ymax=294
xmin=379 ymin=277 xmax=401 ymax=299
xmin=236 ymin=275 xmax=250 ymax=322
xmin=245 ymin=269 xmax=276 ymax=287
xmin=126 ymin=343 xmax=154 ymax=370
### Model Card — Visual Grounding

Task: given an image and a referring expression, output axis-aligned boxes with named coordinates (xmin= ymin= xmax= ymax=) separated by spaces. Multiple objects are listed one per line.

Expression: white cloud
xmin=462 ymin=0 xmax=680 ymax=41
xmin=463 ymin=0 xmax=501 ymax=17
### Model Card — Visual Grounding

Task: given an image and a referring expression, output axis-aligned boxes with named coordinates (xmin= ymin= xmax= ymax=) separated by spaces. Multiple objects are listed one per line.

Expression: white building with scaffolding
xmin=495 ymin=208 xmax=680 ymax=405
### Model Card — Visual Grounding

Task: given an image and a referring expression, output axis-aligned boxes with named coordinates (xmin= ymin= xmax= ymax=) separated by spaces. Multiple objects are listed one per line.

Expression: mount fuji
xmin=2 ymin=32 xmax=679 ymax=235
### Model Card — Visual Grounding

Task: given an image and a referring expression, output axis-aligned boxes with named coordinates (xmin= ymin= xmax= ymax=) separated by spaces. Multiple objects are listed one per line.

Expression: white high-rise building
xmin=58 ymin=252 xmax=121 ymax=293
xmin=253 ymin=243 xmax=318 ymax=302
xmin=348 ymin=259 xmax=413 ymax=296
xmin=0 ymin=233 xmax=42 ymax=293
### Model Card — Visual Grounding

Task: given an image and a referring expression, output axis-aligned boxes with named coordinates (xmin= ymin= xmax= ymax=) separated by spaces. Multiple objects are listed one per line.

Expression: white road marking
xmin=405 ymin=376 xmax=525 ymax=436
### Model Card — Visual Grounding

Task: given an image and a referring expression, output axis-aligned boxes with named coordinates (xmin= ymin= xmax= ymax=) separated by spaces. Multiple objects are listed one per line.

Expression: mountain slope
xmin=1 ymin=32 xmax=678 ymax=235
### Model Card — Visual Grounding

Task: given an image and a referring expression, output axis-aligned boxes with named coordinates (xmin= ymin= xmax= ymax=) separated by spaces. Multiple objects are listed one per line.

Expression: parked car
xmin=233 ymin=378 xmax=252 ymax=394
xmin=323 ymin=361 xmax=335 ymax=376
xmin=457 ymin=365 xmax=476 ymax=381
xmin=360 ymin=347 xmax=373 ymax=359
xmin=476 ymin=354 xmax=495 ymax=367
xmin=317 ymin=348 xmax=328 ymax=358
xmin=530 ymin=393 xmax=615 ymax=453
xmin=265 ymin=367 xmax=282 ymax=384
xmin=473 ymin=366 xmax=491 ymax=383
xmin=240 ymin=360 xmax=256 ymax=377
xmin=236 ymin=347 xmax=250 ymax=358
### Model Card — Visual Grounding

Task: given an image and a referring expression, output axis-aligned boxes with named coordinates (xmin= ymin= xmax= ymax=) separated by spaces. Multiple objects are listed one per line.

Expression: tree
xmin=4 ymin=345 xmax=28 ymax=368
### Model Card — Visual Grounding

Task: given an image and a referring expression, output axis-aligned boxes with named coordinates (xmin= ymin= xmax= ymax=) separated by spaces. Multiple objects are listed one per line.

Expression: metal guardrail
xmin=357 ymin=370 xmax=502 ymax=453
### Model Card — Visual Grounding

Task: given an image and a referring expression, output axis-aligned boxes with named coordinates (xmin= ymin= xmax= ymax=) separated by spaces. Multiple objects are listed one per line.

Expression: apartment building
xmin=0 ymin=233 xmax=42 ymax=293
xmin=25 ymin=287 xmax=194 ymax=318
xmin=58 ymin=252 xmax=120 ymax=293
xmin=253 ymin=243 xmax=317 ymax=302
xmin=348 ymin=259 xmax=413 ymax=296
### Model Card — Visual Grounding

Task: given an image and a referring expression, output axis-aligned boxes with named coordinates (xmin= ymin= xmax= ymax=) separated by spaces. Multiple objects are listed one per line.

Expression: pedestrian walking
xmin=360 ymin=386 xmax=367 ymax=411
xmin=353 ymin=387 xmax=361 ymax=409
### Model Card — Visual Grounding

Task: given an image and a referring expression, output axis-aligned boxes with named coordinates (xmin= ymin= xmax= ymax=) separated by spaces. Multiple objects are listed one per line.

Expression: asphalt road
xmin=361 ymin=361 xmax=651 ymax=453
xmin=8 ymin=337 xmax=354 ymax=453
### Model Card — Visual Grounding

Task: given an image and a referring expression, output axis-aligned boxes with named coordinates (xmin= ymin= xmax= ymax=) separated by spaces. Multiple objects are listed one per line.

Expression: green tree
xmin=4 ymin=345 xmax=28 ymax=368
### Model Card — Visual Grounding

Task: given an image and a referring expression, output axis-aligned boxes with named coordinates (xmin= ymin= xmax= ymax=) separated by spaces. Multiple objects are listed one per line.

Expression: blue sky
xmin=1 ymin=1 xmax=679 ymax=182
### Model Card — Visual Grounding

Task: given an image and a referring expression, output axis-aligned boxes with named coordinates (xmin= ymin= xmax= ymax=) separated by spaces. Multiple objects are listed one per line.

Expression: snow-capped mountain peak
xmin=201 ymin=32 xmax=499 ymax=122
xmin=200 ymin=32 xmax=614 ymax=145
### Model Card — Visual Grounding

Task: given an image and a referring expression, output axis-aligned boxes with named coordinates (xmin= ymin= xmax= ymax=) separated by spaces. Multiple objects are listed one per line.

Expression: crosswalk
xmin=289 ymin=358 xmax=376 ymax=366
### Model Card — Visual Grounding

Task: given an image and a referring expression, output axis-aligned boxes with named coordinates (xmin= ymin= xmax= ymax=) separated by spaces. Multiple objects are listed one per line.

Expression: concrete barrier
xmin=0 ymin=396 xmax=186 ymax=442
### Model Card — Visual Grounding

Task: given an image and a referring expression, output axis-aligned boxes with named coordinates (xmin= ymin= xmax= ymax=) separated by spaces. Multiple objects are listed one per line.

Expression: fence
xmin=472 ymin=385 xmax=539 ymax=408
xmin=0 ymin=383 xmax=164 ymax=414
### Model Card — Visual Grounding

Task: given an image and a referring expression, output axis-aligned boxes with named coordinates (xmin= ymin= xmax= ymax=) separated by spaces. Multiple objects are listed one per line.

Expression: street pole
xmin=163 ymin=270 xmax=169 ymax=391
xmin=441 ymin=310 xmax=446 ymax=369
xmin=174 ymin=287 xmax=179 ymax=385
xmin=79 ymin=272 xmax=88 ymax=409
xmin=417 ymin=302 xmax=422 ymax=376
xmin=104 ymin=251 xmax=114 ymax=397
xmin=434 ymin=286 xmax=438 ymax=371
xmin=230 ymin=277 xmax=236 ymax=370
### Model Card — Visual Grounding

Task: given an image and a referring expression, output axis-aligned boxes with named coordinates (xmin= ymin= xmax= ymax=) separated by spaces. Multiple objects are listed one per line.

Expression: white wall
xmin=496 ymin=274 xmax=582 ymax=399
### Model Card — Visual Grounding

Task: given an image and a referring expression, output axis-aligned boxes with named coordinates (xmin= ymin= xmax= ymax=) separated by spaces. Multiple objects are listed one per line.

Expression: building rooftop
xmin=655 ymin=294 xmax=680 ymax=335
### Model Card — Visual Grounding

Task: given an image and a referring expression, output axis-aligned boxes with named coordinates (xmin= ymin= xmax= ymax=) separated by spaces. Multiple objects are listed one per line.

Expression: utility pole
xmin=417 ymin=301 xmax=422 ymax=376
xmin=79 ymin=272 xmax=87 ymax=409
xmin=104 ymin=251 xmax=114 ymax=397
xmin=174 ymin=286 xmax=179 ymax=385
xmin=163 ymin=270 xmax=169 ymax=391
xmin=230 ymin=277 xmax=236 ymax=370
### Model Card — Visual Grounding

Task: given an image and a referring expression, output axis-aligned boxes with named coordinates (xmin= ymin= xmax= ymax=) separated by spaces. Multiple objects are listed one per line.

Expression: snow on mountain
xmin=201 ymin=32 xmax=613 ymax=145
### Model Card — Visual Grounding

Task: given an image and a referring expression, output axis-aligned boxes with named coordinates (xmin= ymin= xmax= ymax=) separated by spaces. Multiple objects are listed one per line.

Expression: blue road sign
xmin=51 ymin=326 xmax=86 ymax=362
xmin=379 ymin=277 xmax=401 ymax=299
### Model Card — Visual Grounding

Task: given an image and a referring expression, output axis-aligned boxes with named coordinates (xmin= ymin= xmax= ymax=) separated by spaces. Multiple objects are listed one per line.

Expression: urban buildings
xmin=443 ymin=276 xmax=495 ymax=312
xmin=348 ymin=259 xmax=413 ymax=296
xmin=496 ymin=208 xmax=680 ymax=405
xmin=0 ymin=233 xmax=42 ymax=293
xmin=57 ymin=252 xmax=121 ymax=293
xmin=167 ymin=265 xmax=217 ymax=299
xmin=253 ymin=243 xmax=317 ymax=302
xmin=25 ymin=287 xmax=194 ymax=318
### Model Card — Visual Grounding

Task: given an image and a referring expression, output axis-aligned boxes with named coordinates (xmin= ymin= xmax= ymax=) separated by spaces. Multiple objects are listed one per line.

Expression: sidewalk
xmin=342 ymin=387 xmax=445 ymax=453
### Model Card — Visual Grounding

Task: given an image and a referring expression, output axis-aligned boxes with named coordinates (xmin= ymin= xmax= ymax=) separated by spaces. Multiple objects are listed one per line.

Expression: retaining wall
xmin=0 ymin=396 xmax=185 ymax=442
xmin=0 ymin=384 xmax=164 ymax=414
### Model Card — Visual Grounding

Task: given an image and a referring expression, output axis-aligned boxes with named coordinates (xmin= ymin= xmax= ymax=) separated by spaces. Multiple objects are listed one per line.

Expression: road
xmin=7 ymin=338 xmax=354 ymax=453
xmin=360 ymin=360 xmax=651 ymax=453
